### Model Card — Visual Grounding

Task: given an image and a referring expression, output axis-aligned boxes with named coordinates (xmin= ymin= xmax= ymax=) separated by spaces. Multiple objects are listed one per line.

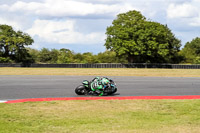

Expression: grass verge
xmin=1 ymin=67 xmax=200 ymax=77
xmin=0 ymin=100 xmax=200 ymax=133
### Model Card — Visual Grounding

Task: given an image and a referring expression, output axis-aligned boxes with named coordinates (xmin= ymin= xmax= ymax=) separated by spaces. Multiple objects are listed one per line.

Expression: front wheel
xmin=75 ymin=85 xmax=87 ymax=95
xmin=107 ymin=88 xmax=117 ymax=95
xmin=112 ymin=88 xmax=117 ymax=94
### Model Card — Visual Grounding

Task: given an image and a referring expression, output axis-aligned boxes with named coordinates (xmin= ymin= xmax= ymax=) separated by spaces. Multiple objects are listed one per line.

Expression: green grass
xmin=1 ymin=67 xmax=200 ymax=77
xmin=1 ymin=68 xmax=200 ymax=132
xmin=1 ymin=100 xmax=200 ymax=133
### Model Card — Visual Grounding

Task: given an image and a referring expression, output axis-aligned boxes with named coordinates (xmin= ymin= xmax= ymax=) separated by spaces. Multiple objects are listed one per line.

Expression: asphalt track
xmin=0 ymin=75 xmax=200 ymax=102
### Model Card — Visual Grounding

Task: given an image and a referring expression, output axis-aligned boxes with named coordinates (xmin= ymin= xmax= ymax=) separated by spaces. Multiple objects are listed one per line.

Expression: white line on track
xmin=0 ymin=100 xmax=7 ymax=103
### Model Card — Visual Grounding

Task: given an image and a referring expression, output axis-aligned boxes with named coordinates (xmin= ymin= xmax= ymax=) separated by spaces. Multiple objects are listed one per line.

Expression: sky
xmin=0 ymin=0 xmax=200 ymax=54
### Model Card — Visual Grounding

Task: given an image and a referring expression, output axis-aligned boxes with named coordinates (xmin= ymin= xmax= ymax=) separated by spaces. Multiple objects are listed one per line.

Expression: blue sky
xmin=0 ymin=0 xmax=200 ymax=54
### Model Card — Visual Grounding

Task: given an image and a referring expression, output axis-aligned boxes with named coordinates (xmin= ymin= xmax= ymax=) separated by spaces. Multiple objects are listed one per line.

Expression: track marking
xmin=0 ymin=100 xmax=7 ymax=103
xmin=5 ymin=95 xmax=200 ymax=103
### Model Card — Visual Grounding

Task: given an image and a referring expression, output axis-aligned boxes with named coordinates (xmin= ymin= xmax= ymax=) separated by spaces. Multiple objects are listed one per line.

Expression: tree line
xmin=1 ymin=10 xmax=200 ymax=64
xmin=25 ymin=40 xmax=200 ymax=64
xmin=26 ymin=48 xmax=127 ymax=64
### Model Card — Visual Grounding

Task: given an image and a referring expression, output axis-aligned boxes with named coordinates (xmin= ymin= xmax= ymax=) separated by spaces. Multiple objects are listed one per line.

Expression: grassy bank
xmin=0 ymin=100 xmax=200 ymax=133
xmin=1 ymin=67 xmax=200 ymax=77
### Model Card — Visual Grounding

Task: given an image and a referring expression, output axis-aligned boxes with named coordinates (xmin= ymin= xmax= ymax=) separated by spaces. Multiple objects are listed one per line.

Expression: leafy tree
xmin=50 ymin=49 xmax=59 ymax=63
xmin=26 ymin=47 xmax=40 ymax=63
xmin=0 ymin=24 xmax=34 ymax=62
xmin=57 ymin=48 xmax=73 ymax=63
xmin=105 ymin=10 xmax=181 ymax=63
xmin=82 ymin=52 xmax=97 ymax=63
xmin=180 ymin=37 xmax=200 ymax=64
xmin=0 ymin=57 xmax=12 ymax=63
xmin=73 ymin=53 xmax=84 ymax=63
xmin=96 ymin=51 xmax=127 ymax=63
xmin=26 ymin=47 xmax=129 ymax=64
xmin=38 ymin=48 xmax=52 ymax=63
xmin=194 ymin=56 xmax=200 ymax=64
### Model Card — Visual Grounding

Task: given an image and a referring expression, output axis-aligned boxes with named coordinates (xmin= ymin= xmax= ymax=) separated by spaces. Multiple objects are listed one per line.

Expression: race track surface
xmin=0 ymin=75 xmax=200 ymax=101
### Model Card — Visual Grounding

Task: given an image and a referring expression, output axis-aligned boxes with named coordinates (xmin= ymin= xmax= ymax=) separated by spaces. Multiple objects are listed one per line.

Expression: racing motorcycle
xmin=75 ymin=78 xmax=117 ymax=96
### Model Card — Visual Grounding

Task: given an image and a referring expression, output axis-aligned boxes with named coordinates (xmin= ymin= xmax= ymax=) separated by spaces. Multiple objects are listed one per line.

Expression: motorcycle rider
xmin=90 ymin=77 xmax=110 ymax=96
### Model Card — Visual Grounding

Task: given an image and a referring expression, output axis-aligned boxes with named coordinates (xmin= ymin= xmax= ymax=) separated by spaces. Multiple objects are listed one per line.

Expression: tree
xmin=180 ymin=37 xmax=200 ymax=64
xmin=0 ymin=57 xmax=12 ymax=63
xmin=26 ymin=47 xmax=40 ymax=63
xmin=38 ymin=48 xmax=52 ymax=63
xmin=0 ymin=24 xmax=34 ymax=62
xmin=82 ymin=52 xmax=97 ymax=63
xmin=73 ymin=53 xmax=84 ymax=63
xmin=49 ymin=49 xmax=59 ymax=63
xmin=57 ymin=48 xmax=73 ymax=63
xmin=105 ymin=10 xmax=181 ymax=63
xmin=96 ymin=51 xmax=127 ymax=63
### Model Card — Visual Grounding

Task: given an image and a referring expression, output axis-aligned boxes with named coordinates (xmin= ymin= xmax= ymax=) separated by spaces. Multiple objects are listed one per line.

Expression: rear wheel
xmin=75 ymin=85 xmax=87 ymax=95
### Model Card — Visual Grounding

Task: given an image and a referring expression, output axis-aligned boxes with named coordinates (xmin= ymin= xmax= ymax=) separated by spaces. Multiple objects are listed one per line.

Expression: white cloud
xmin=0 ymin=17 xmax=22 ymax=30
xmin=166 ymin=1 xmax=200 ymax=29
xmin=190 ymin=17 xmax=200 ymax=26
xmin=27 ymin=19 xmax=105 ymax=45
xmin=1 ymin=0 xmax=136 ymax=19
xmin=167 ymin=3 xmax=198 ymax=18
xmin=1 ymin=0 xmax=200 ymax=52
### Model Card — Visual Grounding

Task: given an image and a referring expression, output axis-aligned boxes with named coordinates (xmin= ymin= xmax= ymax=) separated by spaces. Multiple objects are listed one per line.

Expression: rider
xmin=90 ymin=77 xmax=110 ymax=96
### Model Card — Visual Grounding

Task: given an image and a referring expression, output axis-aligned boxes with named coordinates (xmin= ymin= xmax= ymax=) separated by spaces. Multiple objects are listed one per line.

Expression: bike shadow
xmin=106 ymin=93 xmax=120 ymax=96
xmin=86 ymin=93 xmax=120 ymax=97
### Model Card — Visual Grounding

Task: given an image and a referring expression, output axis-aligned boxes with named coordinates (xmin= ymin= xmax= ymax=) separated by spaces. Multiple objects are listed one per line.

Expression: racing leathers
xmin=90 ymin=77 xmax=110 ymax=96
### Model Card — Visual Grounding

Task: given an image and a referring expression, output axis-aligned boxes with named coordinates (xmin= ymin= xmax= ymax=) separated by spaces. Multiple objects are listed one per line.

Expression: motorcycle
xmin=75 ymin=78 xmax=117 ymax=96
